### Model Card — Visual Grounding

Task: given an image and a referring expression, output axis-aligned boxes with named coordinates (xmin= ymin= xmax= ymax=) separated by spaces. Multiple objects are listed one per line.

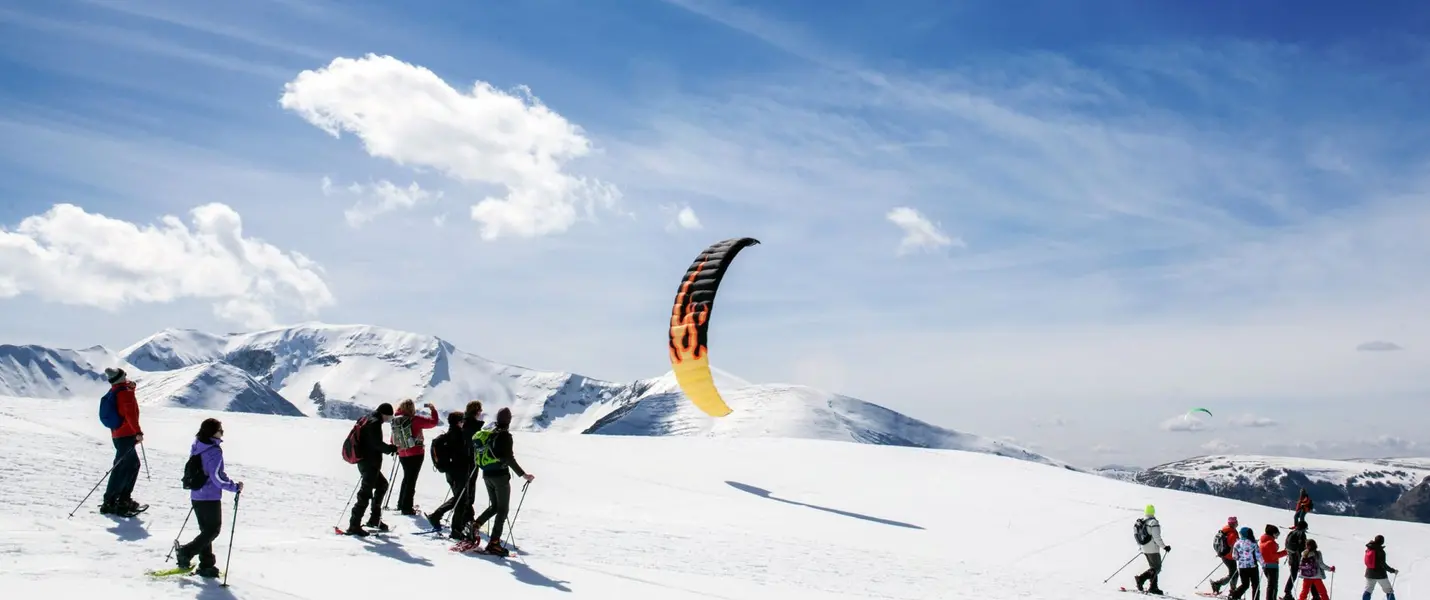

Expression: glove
xmin=1329 ymin=566 xmax=1336 ymax=572
xmin=1163 ymin=546 xmax=1171 ymax=552
xmin=1389 ymin=568 xmax=1398 ymax=574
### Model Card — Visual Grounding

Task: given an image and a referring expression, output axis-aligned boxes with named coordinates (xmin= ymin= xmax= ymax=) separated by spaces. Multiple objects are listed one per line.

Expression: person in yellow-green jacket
xmin=460 ymin=407 xmax=534 ymax=557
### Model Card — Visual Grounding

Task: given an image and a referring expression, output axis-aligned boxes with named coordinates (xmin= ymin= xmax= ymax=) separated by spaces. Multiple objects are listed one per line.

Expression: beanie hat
xmin=1145 ymin=505 xmax=1155 ymax=516
xmin=376 ymin=403 xmax=394 ymax=416
xmin=104 ymin=367 xmax=126 ymax=384
xmin=1374 ymin=534 xmax=1385 ymax=545
xmin=496 ymin=407 xmax=512 ymax=429
xmin=1240 ymin=527 xmax=1253 ymax=539
xmin=1228 ymin=516 xmax=1238 ymax=525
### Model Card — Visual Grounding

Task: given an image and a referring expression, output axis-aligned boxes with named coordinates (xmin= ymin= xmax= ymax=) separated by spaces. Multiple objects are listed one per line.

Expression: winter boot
xmin=485 ymin=539 xmax=509 ymax=557
xmin=344 ymin=526 xmax=369 ymax=536
xmin=195 ymin=565 xmax=221 ymax=578
xmin=99 ymin=501 xmax=116 ymax=515
xmin=425 ymin=512 xmax=443 ymax=531
xmin=1135 ymin=573 xmax=1148 ymax=592
xmin=365 ymin=519 xmax=389 ymax=532
xmin=174 ymin=543 xmax=194 ymax=570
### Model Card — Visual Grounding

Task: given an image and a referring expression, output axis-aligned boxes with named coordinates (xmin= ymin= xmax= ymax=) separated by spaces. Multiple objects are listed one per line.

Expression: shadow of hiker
xmin=176 ymin=577 xmax=238 ymax=600
xmin=456 ymin=550 xmax=573 ymax=592
xmin=359 ymin=536 xmax=434 ymax=567
xmin=725 ymin=481 xmax=924 ymax=530
xmin=104 ymin=515 xmax=151 ymax=541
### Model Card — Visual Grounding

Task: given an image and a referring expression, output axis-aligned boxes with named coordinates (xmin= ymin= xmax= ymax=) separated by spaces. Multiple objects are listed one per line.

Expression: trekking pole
xmin=1195 ymin=560 xmax=1223 ymax=590
xmin=506 ymin=479 xmax=532 ymax=551
xmin=334 ymin=477 xmax=360 ymax=534
xmin=383 ymin=461 xmax=398 ymax=508
xmin=1103 ymin=552 xmax=1143 ymax=583
xmin=68 ymin=444 xmax=138 ymax=517
xmin=221 ymin=491 xmax=240 ymax=587
xmin=165 ymin=506 xmax=194 ymax=561
xmin=140 ymin=442 xmax=151 ymax=481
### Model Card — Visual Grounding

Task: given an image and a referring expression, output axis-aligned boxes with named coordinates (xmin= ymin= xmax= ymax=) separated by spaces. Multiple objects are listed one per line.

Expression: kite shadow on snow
xmin=725 ymin=481 xmax=924 ymax=530
xmin=104 ymin=514 xmax=151 ymax=542
xmin=359 ymin=536 xmax=433 ymax=567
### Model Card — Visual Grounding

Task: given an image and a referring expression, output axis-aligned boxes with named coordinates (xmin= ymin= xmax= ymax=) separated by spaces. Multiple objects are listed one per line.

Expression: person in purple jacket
xmin=175 ymin=418 xmax=242 ymax=577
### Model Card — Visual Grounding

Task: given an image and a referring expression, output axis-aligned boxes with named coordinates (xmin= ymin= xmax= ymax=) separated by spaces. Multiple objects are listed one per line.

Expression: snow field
xmin=3 ymin=394 xmax=1430 ymax=600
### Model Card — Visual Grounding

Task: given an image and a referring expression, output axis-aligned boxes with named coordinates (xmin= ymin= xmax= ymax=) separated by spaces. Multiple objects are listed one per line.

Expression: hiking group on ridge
xmin=1131 ymin=488 xmax=1401 ymax=600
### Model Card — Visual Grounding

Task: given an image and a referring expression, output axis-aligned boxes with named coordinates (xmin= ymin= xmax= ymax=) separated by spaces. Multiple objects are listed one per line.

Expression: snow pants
xmin=1294 ymin=510 xmax=1308 ymax=528
xmin=1137 ymin=552 xmax=1162 ymax=590
xmin=179 ymin=500 xmax=222 ymax=569
xmin=1299 ymin=579 xmax=1328 ymax=600
xmin=1364 ymin=577 xmax=1394 ymax=596
xmin=1215 ymin=557 xmax=1240 ymax=590
xmin=473 ymin=471 xmax=511 ymax=543
xmin=1232 ymin=567 xmax=1260 ymax=600
xmin=350 ymin=462 xmax=389 ymax=529
xmin=430 ymin=465 xmax=477 ymax=534
xmin=396 ymin=454 xmax=424 ymax=513
xmin=1264 ymin=566 xmax=1279 ymax=600
xmin=103 ymin=435 xmax=141 ymax=506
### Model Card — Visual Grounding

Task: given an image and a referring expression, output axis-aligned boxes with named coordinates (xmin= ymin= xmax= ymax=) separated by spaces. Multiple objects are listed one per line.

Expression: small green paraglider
xmin=1188 ymin=407 xmax=1212 ymax=418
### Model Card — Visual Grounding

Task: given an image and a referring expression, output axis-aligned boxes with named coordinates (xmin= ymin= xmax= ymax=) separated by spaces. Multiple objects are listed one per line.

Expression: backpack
xmin=181 ymin=446 xmax=218 ymax=490
xmin=1365 ymin=548 xmax=1377 ymax=569
xmin=1213 ymin=530 xmax=1230 ymax=556
xmin=1285 ymin=530 xmax=1306 ymax=553
xmin=430 ymin=430 xmax=455 ymax=473
xmin=1134 ymin=518 xmax=1152 ymax=545
xmin=98 ymin=388 xmax=122 ymax=429
xmin=341 ymin=416 xmax=370 ymax=464
xmin=391 ymin=415 xmax=417 ymax=450
xmin=472 ymin=429 xmax=502 ymax=471
xmin=1300 ymin=553 xmax=1318 ymax=578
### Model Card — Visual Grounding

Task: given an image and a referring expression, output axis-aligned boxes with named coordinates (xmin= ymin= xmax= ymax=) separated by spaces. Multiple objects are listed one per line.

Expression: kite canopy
xmin=668 ymin=237 xmax=760 ymax=418
xmin=1189 ymin=408 xmax=1213 ymax=417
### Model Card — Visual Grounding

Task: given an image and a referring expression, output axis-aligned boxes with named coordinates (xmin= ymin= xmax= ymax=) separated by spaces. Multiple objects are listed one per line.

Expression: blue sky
xmin=3 ymin=0 xmax=1430 ymax=468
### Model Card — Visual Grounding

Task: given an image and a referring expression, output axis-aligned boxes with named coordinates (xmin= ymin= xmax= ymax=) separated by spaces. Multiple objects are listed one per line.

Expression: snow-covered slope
xmin=131 ymin=363 xmax=305 ymax=416
xmin=591 ymin=374 xmax=1072 ymax=469
xmin=1136 ymin=454 xmax=1430 ymax=519
xmin=3 ymin=394 xmax=1427 ymax=600
xmin=1095 ymin=465 xmax=1145 ymax=482
xmin=0 ymin=344 xmax=128 ymax=399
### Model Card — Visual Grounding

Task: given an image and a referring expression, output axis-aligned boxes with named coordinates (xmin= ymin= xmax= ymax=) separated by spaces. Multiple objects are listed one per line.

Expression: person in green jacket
xmin=465 ymin=407 xmax=534 ymax=556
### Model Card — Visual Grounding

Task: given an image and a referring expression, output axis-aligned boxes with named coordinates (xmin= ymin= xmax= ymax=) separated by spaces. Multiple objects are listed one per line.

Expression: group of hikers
xmin=339 ymin=398 xmax=535 ymax=556
xmin=1132 ymin=490 xmax=1400 ymax=600
xmin=91 ymin=367 xmax=535 ymax=579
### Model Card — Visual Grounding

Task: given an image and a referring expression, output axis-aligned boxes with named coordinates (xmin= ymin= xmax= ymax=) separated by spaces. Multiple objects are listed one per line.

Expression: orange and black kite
xmin=668 ymin=237 xmax=760 ymax=417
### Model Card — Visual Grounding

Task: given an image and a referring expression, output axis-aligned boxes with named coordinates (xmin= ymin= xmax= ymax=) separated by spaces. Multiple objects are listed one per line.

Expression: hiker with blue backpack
xmin=97 ymin=367 xmax=146 ymax=517
xmin=174 ymin=418 xmax=242 ymax=578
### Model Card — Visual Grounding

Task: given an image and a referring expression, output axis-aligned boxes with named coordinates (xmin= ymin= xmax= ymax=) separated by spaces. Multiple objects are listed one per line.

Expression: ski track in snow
xmin=5 ymin=395 xmax=1430 ymax=599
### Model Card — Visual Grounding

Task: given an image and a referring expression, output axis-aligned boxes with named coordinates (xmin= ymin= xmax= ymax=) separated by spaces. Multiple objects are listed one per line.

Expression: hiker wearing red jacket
xmin=1261 ymin=525 xmax=1289 ymax=600
xmin=1212 ymin=517 xmax=1242 ymax=595
xmin=391 ymin=399 xmax=440 ymax=515
xmin=100 ymin=367 xmax=145 ymax=517
xmin=1294 ymin=489 xmax=1313 ymax=528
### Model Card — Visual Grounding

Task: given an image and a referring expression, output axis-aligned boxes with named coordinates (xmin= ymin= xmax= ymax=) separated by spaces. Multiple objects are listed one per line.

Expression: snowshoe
xmin=147 ymin=567 xmax=195 ymax=577
xmin=342 ymin=525 xmax=370 ymax=537
xmin=485 ymin=541 xmax=510 ymax=557
xmin=365 ymin=519 xmax=389 ymax=532
xmin=450 ymin=539 xmax=481 ymax=553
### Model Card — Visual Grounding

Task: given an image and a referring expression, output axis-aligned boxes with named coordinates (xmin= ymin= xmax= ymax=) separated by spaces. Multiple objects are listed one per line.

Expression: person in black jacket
xmin=424 ymin=410 xmax=467 ymax=533
xmin=1282 ymin=522 xmax=1311 ymax=600
xmin=1364 ymin=534 xmax=1398 ymax=600
xmin=466 ymin=407 xmax=534 ymax=556
xmin=445 ymin=401 xmax=485 ymax=540
xmin=347 ymin=403 xmax=397 ymax=536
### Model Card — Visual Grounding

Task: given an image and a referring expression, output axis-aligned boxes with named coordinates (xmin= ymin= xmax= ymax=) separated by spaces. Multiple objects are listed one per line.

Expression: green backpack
xmin=391 ymin=415 xmax=418 ymax=450
xmin=472 ymin=429 xmax=503 ymax=471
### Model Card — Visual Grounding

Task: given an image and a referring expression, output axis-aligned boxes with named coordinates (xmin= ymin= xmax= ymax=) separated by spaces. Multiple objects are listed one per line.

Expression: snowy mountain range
xmin=1133 ymin=455 xmax=1430 ymax=523
xmin=0 ymin=323 xmax=1071 ymax=469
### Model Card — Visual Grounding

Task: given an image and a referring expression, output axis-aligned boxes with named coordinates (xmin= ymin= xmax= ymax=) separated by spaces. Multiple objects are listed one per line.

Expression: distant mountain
xmin=1094 ymin=465 xmax=1144 ymax=482
xmin=1135 ymin=455 xmax=1430 ymax=522
xmin=1 ymin=322 xmax=1069 ymax=469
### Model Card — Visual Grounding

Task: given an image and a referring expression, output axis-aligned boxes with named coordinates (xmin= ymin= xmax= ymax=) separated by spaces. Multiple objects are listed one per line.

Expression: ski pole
xmin=450 ymin=464 xmax=479 ymax=536
xmin=165 ymin=506 xmax=194 ymax=561
xmin=334 ymin=476 xmax=360 ymax=533
xmin=506 ymin=479 xmax=532 ymax=551
xmin=1103 ymin=552 xmax=1143 ymax=583
xmin=383 ymin=460 xmax=398 ymax=508
xmin=1195 ymin=560 xmax=1223 ymax=590
xmin=221 ymin=491 xmax=240 ymax=588
xmin=68 ymin=444 xmax=138 ymax=517
xmin=140 ymin=441 xmax=151 ymax=481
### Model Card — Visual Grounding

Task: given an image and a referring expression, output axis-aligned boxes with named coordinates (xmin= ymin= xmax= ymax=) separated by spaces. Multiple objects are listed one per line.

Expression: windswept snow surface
xmin=6 ymin=395 xmax=1430 ymax=600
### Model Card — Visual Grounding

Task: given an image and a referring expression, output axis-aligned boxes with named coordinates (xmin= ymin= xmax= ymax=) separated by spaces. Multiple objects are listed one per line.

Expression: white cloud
xmin=1228 ymin=413 xmax=1279 ymax=428
xmin=1160 ymin=414 xmax=1210 ymax=432
xmin=1201 ymin=439 xmax=1238 ymax=453
xmin=0 ymin=203 xmax=333 ymax=327
xmin=660 ymin=203 xmax=703 ymax=231
xmin=1358 ymin=340 xmax=1404 ymax=352
xmin=886 ymin=206 xmax=960 ymax=255
xmin=1091 ymin=444 xmax=1120 ymax=455
xmin=333 ymin=180 xmax=441 ymax=228
xmin=280 ymin=53 xmax=620 ymax=240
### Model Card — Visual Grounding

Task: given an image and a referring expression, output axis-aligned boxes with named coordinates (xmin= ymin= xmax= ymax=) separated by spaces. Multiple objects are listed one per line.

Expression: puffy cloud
xmin=661 ymin=203 xmax=703 ymax=231
xmin=1161 ymin=413 xmax=1210 ymax=432
xmin=1228 ymin=413 xmax=1279 ymax=428
xmin=1201 ymin=439 xmax=1239 ymax=453
xmin=886 ymin=206 xmax=961 ymax=255
xmin=321 ymin=178 xmax=442 ymax=228
xmin=281 ymin=54 xmax=619 ymax=240
xmin=0 ymin=203 xmax=333 ymax=327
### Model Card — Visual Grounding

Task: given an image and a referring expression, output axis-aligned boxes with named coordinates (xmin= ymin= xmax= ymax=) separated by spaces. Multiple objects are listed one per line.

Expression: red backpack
xmin=341 ymin=416 xmax=369 ymax=464
xmin=1365 ymin=548 xmax=1377 ymax=569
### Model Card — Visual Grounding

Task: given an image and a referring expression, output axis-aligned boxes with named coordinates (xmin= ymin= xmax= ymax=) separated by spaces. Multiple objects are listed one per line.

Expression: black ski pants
xmin=396 ymin=454 xmax=424 ymax=513
xmin=1138 ymin=552 xmax=1163 ymax=590
xmin=1263 ymin=566 xmax=1279 ymax=600
xmin=472 ymin=470 xmax=511 ymax=543
xmin=1232 ymin=567 xmax=1259 ymax=600
xmin=179 ymin=500 xmax=222 ymax=569
xmin=1214 ymin=557 xmax=1240 ymax=590
xmin=103 ymin=435 xmax=141 ymax=506
xmin=350 ymin=461 xmax=389 ymax=529
xmin=429 ymin=466 xmax=475 ymax=524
